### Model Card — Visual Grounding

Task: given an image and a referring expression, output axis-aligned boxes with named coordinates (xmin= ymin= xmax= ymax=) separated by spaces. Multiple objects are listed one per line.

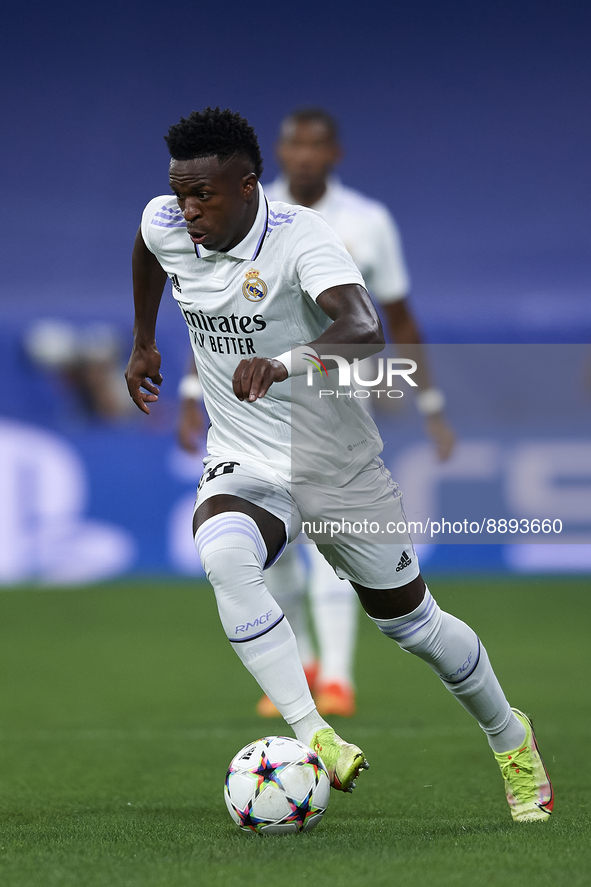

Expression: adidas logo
xmin=396 ymin=551 xmax=412 ymax=572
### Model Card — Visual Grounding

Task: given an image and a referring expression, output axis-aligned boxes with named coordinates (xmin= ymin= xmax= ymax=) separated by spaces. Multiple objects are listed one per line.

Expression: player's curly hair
xmin=165 ymin=107 xmax=264 ymax=178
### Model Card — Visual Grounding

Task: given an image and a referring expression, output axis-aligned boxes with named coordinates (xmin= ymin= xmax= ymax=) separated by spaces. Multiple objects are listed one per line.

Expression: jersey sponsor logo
xmin=180 ymin=306 xmax=266 ymax=334
xmin=169 ymin=273 xmax=182 ymax=293
xmin=180 ymin=307 xmax=266 ymax=356
xmin=202 ymin=334 xmax=256 ymax=356
xmin=242 ymin=269 xmax=268 ymax=302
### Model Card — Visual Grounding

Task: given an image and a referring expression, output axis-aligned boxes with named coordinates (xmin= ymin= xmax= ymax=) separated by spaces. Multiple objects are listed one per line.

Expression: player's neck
xmin=222 ymin=189 xmax=260 ymax=252
xmin=288 ymin=181 xmax=327 ymax=208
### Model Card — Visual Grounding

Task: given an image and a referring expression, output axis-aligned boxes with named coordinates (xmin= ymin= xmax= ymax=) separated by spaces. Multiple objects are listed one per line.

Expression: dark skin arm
xmin=125 ymin=227 xmax=168 ymax=414
xmin=232 ymin=283 xmax=384 ymax=402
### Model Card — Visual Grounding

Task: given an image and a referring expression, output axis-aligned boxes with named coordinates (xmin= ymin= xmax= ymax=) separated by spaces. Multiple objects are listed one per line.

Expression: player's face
xmin=276 ymin=120 xmax=341 ymax=192
xmin=169 ymin=156 xmax=258 ymax=252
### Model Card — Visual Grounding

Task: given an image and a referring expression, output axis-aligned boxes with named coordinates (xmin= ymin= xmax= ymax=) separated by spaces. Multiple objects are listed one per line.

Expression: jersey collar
xmin=194 ymin=183 xmax=268 ymax=261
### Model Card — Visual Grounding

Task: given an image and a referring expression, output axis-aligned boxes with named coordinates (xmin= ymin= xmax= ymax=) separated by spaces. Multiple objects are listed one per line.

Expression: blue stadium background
xmin=1 ymin=0 xmax=590 ymax=584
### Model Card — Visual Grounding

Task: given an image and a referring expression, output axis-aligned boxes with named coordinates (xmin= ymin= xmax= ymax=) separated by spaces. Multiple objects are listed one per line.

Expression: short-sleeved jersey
xmin=265 ymin=176 xmax=410 ymax=303
xmin=141 ymin=184 xmax=383 ymax=484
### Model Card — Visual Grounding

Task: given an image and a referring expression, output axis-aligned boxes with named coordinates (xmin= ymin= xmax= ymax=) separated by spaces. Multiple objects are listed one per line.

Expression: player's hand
xmin=425 ymin=413 xmax=456 ymax=461
xmin=232 ymin=357 xmax=288 ymax=402
xmin=125 ymin=340 xmax=163 ymax=414
xmin=177 ymin=399 xmax=204 ymax=452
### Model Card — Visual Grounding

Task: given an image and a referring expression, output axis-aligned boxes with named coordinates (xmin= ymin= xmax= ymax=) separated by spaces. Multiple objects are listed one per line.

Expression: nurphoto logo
xmin=305 ymin=355 xmax=418 ymax=399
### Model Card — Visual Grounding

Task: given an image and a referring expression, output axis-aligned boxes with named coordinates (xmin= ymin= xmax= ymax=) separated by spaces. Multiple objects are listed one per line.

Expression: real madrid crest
xmin=242 ymin=269 xmax=268 ymax=302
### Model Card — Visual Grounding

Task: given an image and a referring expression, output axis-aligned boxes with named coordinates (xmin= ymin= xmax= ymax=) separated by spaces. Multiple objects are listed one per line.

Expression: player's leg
xmin=308 ymin=544 xmax=357 ymax=716
xmin=194 ymin=492 xmax=315 ymax=725
xmin=353 ymin=572 xmax=525 ymax=750
xmin=304 ymin=457 xmax=522 ymax=754
xmin=256 ymin=544 xmax=318 ymax=717
xmin=194 ymin=475 xmax=367 ymax=791
xmin=353 ymin=572 xmax=553 ymax=821
xmin=299 ymin=458 xmax=552 ymax=819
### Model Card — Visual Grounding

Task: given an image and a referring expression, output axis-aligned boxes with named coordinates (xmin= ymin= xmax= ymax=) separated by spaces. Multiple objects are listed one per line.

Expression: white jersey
xmin=141 ymin=184 xmax=383 ymax=484
xmin=265 ymin=176 xmax=410 ymax=303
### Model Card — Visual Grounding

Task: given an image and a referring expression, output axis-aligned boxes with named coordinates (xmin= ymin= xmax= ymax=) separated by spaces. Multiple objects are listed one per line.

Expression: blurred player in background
xmin=24 ymin=319 xmax=132 ymax=421
xmin=177 ymin=107 xmax=455 ymax=719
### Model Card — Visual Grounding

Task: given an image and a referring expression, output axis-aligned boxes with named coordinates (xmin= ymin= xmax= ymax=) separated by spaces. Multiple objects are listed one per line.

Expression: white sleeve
xmin=292 ymin=211 xmax=366 ymax=301
xmin=140 ymin=196 xmax=169 ymax=255
xmin=364 ymin=207 xmax=410 ymax=303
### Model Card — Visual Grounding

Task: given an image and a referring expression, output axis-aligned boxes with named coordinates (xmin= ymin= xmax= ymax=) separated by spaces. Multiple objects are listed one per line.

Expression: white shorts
xmin=194 ymin=455 xmax=420 ymax=590
xmin=195 ymin=456 xmax=301 ymax=544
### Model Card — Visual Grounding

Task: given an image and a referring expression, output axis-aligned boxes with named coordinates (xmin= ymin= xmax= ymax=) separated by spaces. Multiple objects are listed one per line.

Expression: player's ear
xmin=242 ymin=173 xmax=258 ymax=200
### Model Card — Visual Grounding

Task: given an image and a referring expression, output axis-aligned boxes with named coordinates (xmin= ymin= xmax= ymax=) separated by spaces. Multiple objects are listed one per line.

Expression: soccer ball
xmin=224 ymin=735 xmax=330 ymax=834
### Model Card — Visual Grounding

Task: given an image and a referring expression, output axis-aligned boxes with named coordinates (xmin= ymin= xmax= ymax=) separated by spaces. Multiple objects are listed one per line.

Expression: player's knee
xmin=202 ymin=547 xmax=262 ymax=594
xmin=195 ymin=512 xmax=267 ymax=587
xmin=375 ymin=589 xmax=443 ymax=652
xmin=194 ymin=513 xmax=287 ymax=643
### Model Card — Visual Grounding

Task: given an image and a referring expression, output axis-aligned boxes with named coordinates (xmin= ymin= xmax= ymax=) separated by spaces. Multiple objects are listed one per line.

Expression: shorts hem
xmin=335 ymin=560 xmax=420 ymax=589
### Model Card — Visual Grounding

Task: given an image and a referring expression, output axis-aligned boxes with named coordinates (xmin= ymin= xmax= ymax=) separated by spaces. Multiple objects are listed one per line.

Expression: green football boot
xmin=311 ymin=727 xmax=369 ymax=793
xmin=494 ymin=708 xmax=554 ymax=822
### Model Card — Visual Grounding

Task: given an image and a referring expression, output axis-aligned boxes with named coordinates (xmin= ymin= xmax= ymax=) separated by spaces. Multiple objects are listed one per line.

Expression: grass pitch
xmin=0 ymin=575 xmax=589 ymax=886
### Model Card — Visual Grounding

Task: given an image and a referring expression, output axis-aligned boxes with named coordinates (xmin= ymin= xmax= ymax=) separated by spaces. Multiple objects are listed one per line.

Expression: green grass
xmin=0 ymin=576 xmax=589 ymax=886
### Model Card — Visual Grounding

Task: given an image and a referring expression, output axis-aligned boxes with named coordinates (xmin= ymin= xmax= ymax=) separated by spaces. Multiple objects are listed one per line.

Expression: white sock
xmin=309 ymin=545 xmax=357 ymax=687
xmin=196 ymin=513 xmax=316 ymax=723
xmin=236 ymin=617 xmax=317 ymax=723
xmin=370 ymin=587 xmax=526 ymax=752
xmin=291 ymin=710 xmax=332 ymax=748
xmin=263 ymin=544 xmax=316 ymax=668
xmin=487 ymin=711 xmax=528 ymax=753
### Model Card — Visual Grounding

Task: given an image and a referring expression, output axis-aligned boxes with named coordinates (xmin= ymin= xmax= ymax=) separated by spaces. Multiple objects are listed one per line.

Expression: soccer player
xmin=126 ymin=107 xmax=553 ymax=821
xmin=178 ymin=107 xmax=456 ymax=719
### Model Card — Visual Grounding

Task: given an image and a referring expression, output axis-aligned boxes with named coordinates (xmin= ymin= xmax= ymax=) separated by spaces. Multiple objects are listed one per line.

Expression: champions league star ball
xmin=224 ymin=736 xmax=330 ymax=834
